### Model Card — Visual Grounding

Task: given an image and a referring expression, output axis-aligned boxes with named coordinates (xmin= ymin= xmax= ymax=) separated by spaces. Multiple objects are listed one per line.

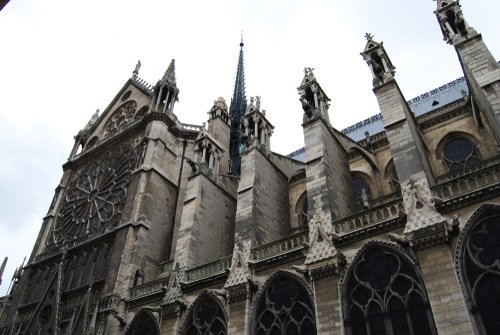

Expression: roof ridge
xmin=131 ymin=76 xmax=154 ymax=92
xmin=407 ymin=76 xmax=466 ymax=105
xmin=341 ymin=113 xmax=383 ymax=134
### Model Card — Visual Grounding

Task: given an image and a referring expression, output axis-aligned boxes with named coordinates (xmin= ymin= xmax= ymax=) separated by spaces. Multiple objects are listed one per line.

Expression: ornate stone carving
xmin=52 ymin=145 xmax=136 ymax=246
xmin=224 ymin=240 xmax=252 ymax=289
xmin=78 ymin=109 xmax=100 ymax=140
xmin=103 ymin=101 xmax=138 ymax=136
xmin=402 ymin=176 xmax=446 ymax=234
xmin=162 ymin=263 xmax=187 ymax=315
xmin=305 ymin=215 xmax=337 ymax=265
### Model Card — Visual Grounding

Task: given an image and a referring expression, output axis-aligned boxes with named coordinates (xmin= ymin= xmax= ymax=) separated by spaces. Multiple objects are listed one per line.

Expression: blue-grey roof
xmin=288 ymin=77 xmax=468 ymax=161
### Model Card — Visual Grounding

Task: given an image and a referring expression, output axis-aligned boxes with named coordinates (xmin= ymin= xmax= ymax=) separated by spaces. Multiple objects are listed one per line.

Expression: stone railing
xmin=334 ymin=197 xmax=404 ymax=234
xmin=289 ymin=224 xmax=309 ymax=236
xmin=184 ymin=256 xmax=232 ymax=283
xmin=180 ymin=123 xmax=202 ymax=133
xmin=251 ymin=230 xmax=309 ymax=262
xmin=93 ymin=294 xmax=121 ymax=312
xmin=433 ymin=156 xmax=500 ymax=200
xmin=129 ymin=277 xmax=169 ymax=300
xmin=33 ymin=245 xmax=61 ymax=263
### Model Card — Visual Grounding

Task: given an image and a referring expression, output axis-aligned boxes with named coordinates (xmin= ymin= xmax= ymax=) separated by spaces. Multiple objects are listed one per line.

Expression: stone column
xmin=416 ymin=243 xmax=474 ymax=334
xmin=310 ymin=265 xmax=342 ymax=334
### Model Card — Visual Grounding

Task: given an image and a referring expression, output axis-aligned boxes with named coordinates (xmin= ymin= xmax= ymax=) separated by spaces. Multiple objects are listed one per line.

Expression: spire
xmin=360 ymin=33 xmax=396 ymax=87
xmin=229 ymin=35 xmax=248 ymax=175
xmin=152 ymin=59 xmax=179 ymax=114
xmin=161 ymin=59 xmax=177 ymax=86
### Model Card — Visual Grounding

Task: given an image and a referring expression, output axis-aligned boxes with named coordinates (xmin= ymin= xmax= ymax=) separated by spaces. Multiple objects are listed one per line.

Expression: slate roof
xmin=288 ymin=77 xmax=468 ymax=162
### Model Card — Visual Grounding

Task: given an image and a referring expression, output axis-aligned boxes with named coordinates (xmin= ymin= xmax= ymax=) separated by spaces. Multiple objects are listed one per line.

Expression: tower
xmin=228 ymin=38 xmax=248 ymax=175
xmin=435 ymin=0 xmax=500 ymax=147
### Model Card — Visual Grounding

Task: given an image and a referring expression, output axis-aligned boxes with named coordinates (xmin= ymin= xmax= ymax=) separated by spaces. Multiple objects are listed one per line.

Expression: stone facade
xmin=1 ymin=1 xmax=500 ymax=334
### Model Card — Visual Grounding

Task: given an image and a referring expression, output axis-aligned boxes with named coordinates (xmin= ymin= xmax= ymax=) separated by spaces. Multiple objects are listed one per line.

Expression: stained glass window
xmin=345 ymin=246 xmax=436 ymax=335
xmin=443 ymin=137 xmax=480 ymax=172
xmin=182 ymin=293 xmax=227 ymax=335
xmin=254 ymin=274 xmax=316 ymax=335
xmin=461 ymin=211 xmax=500 ymax=334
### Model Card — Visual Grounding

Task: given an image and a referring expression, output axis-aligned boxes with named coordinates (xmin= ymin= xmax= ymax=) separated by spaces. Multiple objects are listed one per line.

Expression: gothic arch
xmin=294 ymin=191 xmax=309 ymax=227
xmin=250 ymin=270 xmax=317 ymax=335
xmin=455 ymin=204 xmax=500 ymax=335
xmin=384 ymin=159 xmax=400 ymax=193
xmin=179 ymin=290 xmax=228 ymax=335
xmin=125 ymin=309 xmax=160 ymax=335
xmin=348 ymin=146 xmax=380 ymax=173
xmin=341 ymin=241 xmax=436 ymax=335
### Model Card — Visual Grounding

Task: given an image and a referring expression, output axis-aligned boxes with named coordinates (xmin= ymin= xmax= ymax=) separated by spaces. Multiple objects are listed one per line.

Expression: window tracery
xmin=52 ymin=145 xmax=136 ymax=246
xmin=345 ymin=246 xmax=436 ymax=335
xmin=253 ymin=273 xmax=316 ymax=335
xmin=181 ymin=292 xmax=228 ymax=335
xmin=458 ymin=206 xmax=500 ymax=334
xmin=103 ymin=101 xmax=138 ymax=136
xmin=442 ymin=137 xmax=480 ymax=172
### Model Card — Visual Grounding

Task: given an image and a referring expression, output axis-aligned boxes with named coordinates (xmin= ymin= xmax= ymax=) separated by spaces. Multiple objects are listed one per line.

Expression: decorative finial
xmin=303 ymin=67 xmax=315 ymax=78
xmin=250 ymin=96 xmax=255 ymax=106
xmin=256 ymin=96 xmax=261 ymax=110
xmin=365 ymin=33 xmax=374 ymax=41
xmin=133 ymin=60 xmax=141 ymax=77
xmin=240 ymin=31 xmax=244 ymax=47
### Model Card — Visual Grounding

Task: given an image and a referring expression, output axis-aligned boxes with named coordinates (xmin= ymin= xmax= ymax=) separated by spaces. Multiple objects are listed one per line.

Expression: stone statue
xmin=133 ymin=60 xmax=141 ymax=76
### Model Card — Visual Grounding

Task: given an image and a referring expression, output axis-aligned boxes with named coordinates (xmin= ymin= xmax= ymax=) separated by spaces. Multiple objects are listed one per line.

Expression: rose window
xmin=104 ymin=101 xmax=138 ymax=136
xmin=53 ymin=145 xmax=136 ymax=245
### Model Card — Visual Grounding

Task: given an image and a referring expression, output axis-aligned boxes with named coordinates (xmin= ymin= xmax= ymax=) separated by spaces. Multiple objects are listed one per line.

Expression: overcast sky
xmin=1 ymin=0 xmax=499 ymax=295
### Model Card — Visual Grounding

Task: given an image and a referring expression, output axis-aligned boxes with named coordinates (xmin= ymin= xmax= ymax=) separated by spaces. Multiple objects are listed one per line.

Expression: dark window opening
xmin=463 ymin=214 xmax=500 ymax=334
xmin=254 ymin=275 xmax=316 ymax=335
xmin=443 ymin=137 xmax=480 ymax=172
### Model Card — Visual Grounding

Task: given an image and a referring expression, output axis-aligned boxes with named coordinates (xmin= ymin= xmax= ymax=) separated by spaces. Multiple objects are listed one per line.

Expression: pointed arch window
xmin=385 ymin=160 xmax=400 ymax=193
xmin=125 ymin=309 xmax=160 ymax=335
xmin=458 ymin=207 xmax=500 ymax=334
xmin=345 ymin=246 xmax=436 ymax=335
xmin=253 ymin=272 xmax=316 ymax=335
xmin=181 ymin=293 xmax=228 ymax=335
xmin=295 ymin=192 xmax=309 ymax=228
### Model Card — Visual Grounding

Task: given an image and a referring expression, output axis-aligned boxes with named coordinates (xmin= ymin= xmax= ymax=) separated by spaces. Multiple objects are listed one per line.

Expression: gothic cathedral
xmin=1 ymin=1 xmax=500 ymax=334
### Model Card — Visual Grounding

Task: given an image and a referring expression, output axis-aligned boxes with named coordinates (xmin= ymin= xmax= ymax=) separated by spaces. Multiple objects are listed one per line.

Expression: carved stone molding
xmin=401 ymin=176 xmax=448 ymax=249
xmin=309 ymin=264 xmax=337 ymax=281
xmin=224 ymin=240 xmax=252 ymax=289
xmin=305 ymin=215 xmax=337 ymax=265
xmin=226 ymin=283 xmax=250 ymax=304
